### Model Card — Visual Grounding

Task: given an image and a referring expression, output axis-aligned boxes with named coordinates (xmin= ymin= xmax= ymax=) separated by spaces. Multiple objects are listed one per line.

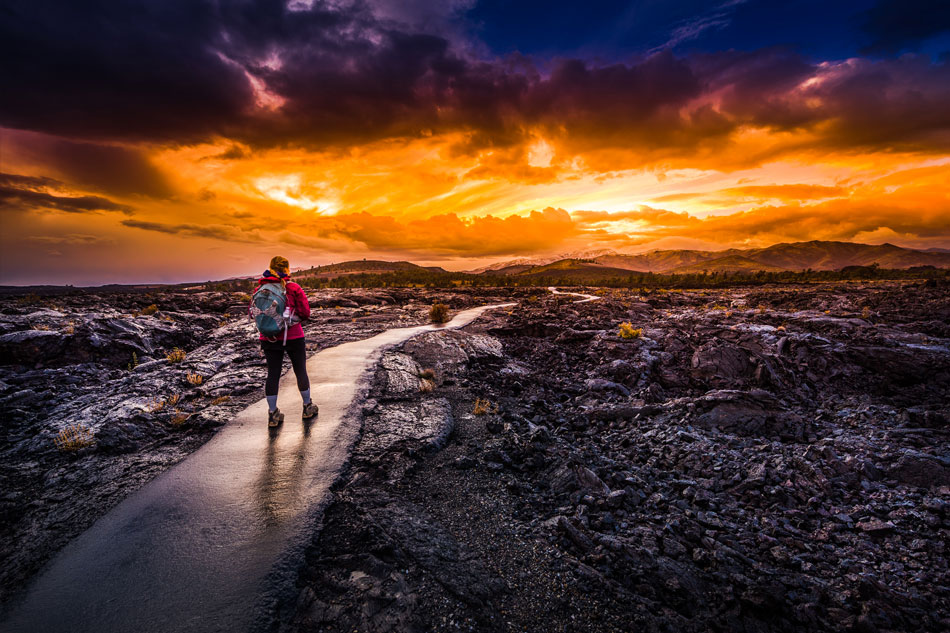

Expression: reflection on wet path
xmin=0 ymin=302 xmax=514 ymax=633
xmin=255 ymin=421 xmax=312 ymax=527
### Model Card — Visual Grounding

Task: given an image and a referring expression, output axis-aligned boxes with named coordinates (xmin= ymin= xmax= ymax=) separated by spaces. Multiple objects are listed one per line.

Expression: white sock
xmin=300 ymin=389 xmax=311 ymax=404
xmin=266 ymin=395 xmax=278 ymax=412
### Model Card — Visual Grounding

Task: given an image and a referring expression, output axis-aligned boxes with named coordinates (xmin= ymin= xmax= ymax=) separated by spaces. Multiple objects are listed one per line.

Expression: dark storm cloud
xmin=859 ymin=0 xmax=950 ymax=54
xmin=0 ymin=1 xmax=256 ymax=143
xmin=1 ymin=0 xmax=949 ymax=157
xmin=120 ymin=219 xmax=248 ymax=241
xmin=0 ymin=173 xmax=133 ymax=214
xmin=39 ymin=139 xmax=174 ymax=198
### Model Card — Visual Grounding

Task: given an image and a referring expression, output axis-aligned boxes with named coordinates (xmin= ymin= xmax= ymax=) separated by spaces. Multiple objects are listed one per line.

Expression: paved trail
xmin=548 ymin=286 xmax=601 ymax=302
xmin=1 ymin=302 xmax=513 ymax=633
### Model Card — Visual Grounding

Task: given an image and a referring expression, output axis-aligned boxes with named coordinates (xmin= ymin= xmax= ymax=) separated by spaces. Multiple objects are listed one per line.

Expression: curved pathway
xmin=0 ymin=302 xmax=514 ymax=633
xmin=548 ymin=286 xmax=601 ymax=302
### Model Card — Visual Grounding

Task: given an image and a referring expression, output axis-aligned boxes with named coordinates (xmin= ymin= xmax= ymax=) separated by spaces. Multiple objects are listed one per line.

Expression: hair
xmin=268 ymin=256 xmax=290 ymax=289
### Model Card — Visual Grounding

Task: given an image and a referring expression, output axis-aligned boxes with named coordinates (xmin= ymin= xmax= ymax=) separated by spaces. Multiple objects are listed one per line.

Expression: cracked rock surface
xmin=0 ymin=287 xmax=517 ymax=603
xmin=289 ymin=281 xmax=949 ymax=633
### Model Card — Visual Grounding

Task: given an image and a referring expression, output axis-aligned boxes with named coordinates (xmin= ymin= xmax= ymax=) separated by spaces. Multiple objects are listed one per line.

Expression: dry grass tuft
xmin=186 ymin=372 xmax=203 ymax=386
xmin=429 ymin=302 xmax=450 ymax=324
xmin=862 ymin=306 xmax=871 ymax=320
xmin=54 ymin=424 xmax=95 ymax=451
xmin=135 ymin=304 xmax=159 ymax=316
xmin=418 ymin=368 xmax=436 ymax=380
xmin=169 ymin=411 xmax=189 ymax=427
xmin=473 ymin=398 xmax=497 ymax=416
xmin=150 ymin=393 xmax=181 ymax=413
xmin=211 ymin=395 xmax=231 ymax=406
xmin=419 ymin=378 xmax=435 ymax=393
xmin=618 ymin=322 xmax=642 ymax=339
xmin=166 ymin=347 xmax=186 ymax=363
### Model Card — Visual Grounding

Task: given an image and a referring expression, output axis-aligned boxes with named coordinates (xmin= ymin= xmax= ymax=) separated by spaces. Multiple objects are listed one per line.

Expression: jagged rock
xmin=401 ymin=330 xmax=504 ymax=380
xmin=0 ymin=330 xmax=67 ymax=365
xmin=690 ymin=341 xmax=754 ymax=387
xmin=554 ymin=515 xmax=594 ymax=552
xmin=374 ymin=352 xmax=423 ymax=399
xmin=575 ymin=466 xmax=610 ymax=496
xmin=584 ymin=378 xmax=630 ymax=396
xmin=857 ymin=519 xmax=897 ymax=535
xmin=889 ymin=451 xmax=950 ymax=487
xmin=690 ymin=389 xmax=806 ymax=438
xmin=360 ymin=399 xmax=455 ymax=455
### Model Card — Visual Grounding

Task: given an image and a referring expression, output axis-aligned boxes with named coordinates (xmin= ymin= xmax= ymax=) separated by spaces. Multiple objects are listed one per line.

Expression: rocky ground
xmin=0 ymin=286 xmax=517 ymax=604
xmin=287 ymin=281 xmax=950 ymax=632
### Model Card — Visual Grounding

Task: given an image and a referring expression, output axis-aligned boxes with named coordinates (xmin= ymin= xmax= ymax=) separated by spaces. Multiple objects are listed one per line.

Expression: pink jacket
xmin=253 ymin=275 xmax=311 ymax=341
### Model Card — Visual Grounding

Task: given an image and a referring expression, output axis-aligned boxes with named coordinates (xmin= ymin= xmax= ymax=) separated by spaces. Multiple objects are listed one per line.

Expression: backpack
xmin=250 ymin=282 xmax=290 ymax=340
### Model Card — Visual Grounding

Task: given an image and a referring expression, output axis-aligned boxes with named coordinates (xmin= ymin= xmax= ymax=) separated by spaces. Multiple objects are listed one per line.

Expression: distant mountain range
xmin=284 ymin=241 xmax=950 ymax=284
xmin=468 ymin=241 xmax=950 ymax=276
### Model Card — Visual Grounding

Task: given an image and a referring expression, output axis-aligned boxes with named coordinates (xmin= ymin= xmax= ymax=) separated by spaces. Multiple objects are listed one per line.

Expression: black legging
xmin=261 ymin=337 xmax=310 ymax=396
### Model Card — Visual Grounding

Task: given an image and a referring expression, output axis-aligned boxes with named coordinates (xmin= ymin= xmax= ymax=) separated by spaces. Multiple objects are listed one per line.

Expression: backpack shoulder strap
xmin=258 ymin=282 xmax=286 ymax=297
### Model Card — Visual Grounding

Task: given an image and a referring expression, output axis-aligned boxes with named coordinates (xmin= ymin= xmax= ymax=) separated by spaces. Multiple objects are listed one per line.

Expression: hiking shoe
xmin=302 ymin=402 xmax=319 ymax=420
xmin=268 ymin=408 xmax=284 ymax=427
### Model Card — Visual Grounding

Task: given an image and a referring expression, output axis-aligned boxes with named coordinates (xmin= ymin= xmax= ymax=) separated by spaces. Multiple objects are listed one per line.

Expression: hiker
xmin=249 ymin=256 xmax=319 ymax=427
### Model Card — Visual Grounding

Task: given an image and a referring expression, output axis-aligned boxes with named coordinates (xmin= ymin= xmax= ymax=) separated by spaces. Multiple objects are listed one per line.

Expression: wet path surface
xmin=0 ymin=303 xmax=514 ymax=633
xmin=548 ymin=286 xmax=601 ymax=302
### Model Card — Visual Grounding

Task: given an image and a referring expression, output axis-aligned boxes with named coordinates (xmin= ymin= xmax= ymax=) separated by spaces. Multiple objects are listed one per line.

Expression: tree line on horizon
xmin=202 ymin=264 xmax=950 ymax=292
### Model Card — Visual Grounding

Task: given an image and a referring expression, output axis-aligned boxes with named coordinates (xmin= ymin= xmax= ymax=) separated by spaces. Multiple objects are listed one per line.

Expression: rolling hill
xmin=666 ymin=254 xmax=788 ymax=274
xmin=296 ymin=260 xmax=448 ymax=279
xmin=512 ymin=259 xmax=638 ymax=281
xmin=477 ymin=241 xmax=950 ymax=275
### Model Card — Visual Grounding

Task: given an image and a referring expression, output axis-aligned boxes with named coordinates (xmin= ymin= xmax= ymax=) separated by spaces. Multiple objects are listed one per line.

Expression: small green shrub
xmin=618 ymin=322 xmax=642 ymax=339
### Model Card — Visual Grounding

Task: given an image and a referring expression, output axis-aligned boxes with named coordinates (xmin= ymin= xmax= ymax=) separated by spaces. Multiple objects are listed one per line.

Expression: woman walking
xmin=250 ymin=256 xmax=319 ymax=427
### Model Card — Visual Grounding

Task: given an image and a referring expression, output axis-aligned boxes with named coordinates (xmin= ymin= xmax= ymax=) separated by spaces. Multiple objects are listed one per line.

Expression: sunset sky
xmin=2 ymin=0 xmax=949 ymax=285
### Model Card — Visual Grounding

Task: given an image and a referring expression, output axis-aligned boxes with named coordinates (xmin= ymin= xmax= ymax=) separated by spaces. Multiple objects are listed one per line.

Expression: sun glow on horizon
xmin=2 ymin=1 xmax=949 ymax=285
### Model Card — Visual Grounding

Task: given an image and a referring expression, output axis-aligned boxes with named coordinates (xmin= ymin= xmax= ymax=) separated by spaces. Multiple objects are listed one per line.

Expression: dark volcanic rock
xmin=889 ymin=451 xmax=950 ymax=487
xmin=1 ymin=287 xmax=524 ymax=605
xmin=290 ymin=282 xmax=950 ymax=633
xmin=690 ymin=340 xmax=754 ymax=387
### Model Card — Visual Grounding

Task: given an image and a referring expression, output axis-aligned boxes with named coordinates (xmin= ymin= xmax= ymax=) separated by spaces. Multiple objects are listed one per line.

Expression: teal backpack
xmin=250 ymin=282 xmax=289 ymax=339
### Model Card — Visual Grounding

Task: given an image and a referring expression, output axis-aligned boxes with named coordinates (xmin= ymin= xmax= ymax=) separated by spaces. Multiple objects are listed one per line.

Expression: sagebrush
xmin=429 ymin=303 xmax=450 ymax=324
